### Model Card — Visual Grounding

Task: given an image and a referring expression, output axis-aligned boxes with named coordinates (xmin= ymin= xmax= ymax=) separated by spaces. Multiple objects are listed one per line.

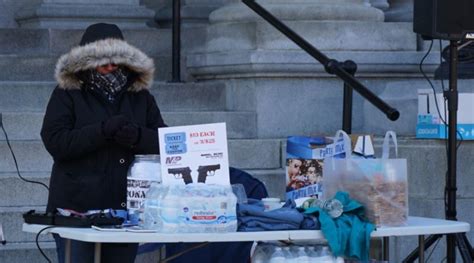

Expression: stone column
xmin=384 ymin=0 xmax=426 ymax=51
xmin=15 ymin=0 xmax=155 ymax=29
xmin=198 ymin=0 xmax=415 ymax=55
xmin=185 ymin=0 xmax=417 ymax=139
xmin=370 ymin=0 xmax=390 ymax=10
xmin=384 ymin=0 xmax=413 ymax=22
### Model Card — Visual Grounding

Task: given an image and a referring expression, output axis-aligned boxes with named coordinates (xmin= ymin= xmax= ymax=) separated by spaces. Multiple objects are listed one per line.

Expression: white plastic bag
xmin=323 ymin=131 xmax=408 ymax=226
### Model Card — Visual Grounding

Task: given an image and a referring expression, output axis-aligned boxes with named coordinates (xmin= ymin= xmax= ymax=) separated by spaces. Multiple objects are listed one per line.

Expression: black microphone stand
xmin=403 ymin=41 xmax=473 ymax=263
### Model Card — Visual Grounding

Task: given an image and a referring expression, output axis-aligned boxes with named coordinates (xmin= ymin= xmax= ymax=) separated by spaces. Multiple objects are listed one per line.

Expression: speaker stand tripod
xmin=403 ymin=40 xmax=473 ymax=263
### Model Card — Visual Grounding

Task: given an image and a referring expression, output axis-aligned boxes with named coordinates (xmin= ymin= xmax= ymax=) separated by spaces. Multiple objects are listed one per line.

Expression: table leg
xmin=65 ymin=239 xmax=71 ymax=263
xmin=418 ymin=235 xmax=424 ymax=263
xmin=383 ymin=237 xmax=389 ymax=261
xmin=94 ymin=243 xmax=101 ymax=263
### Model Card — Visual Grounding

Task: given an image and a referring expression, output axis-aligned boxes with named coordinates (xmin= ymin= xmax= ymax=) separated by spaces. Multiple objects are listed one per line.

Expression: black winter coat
xmin=41 ymin=38 xmax=166 ymax=213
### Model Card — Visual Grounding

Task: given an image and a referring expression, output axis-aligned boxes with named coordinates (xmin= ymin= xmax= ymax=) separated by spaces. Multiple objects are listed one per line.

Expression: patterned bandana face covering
xmin=87 ymin=67 xmax=129 ymax=102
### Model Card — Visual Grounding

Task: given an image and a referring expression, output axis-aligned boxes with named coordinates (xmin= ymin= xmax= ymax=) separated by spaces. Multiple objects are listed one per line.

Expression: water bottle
xmin=304 ymin=198 xmax=343 ymax=218
xmin=160 ymin=185 xmax=182 ymax=233
xmin=224 ymin=185 xmax=238 ymax=232
xmin=296 ymin=246 xmax=310 ymax=263
xmin=142 ymin=182 xmax=164 ymax=230
xmin=269 ymin=247 xmax=285 ymax=263
xmin=323 ymin=199 xmax=343 ymax=218
xmin=319 ymin=246 xmax=335 ymax=263
xmin=252 ymin=245 xmax=267 ymax=263
xmin=306 ymin=246 xmax=319 ymax=261
xmin=282 ymin=246 xmax=296 ymax=263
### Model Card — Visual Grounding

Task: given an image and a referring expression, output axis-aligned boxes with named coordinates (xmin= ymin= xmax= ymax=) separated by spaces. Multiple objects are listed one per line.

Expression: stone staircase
xmin=1 ymin=22 xmax=474 ymax=263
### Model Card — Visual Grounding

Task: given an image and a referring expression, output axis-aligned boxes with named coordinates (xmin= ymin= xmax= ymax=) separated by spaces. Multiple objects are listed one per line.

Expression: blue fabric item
xmin=163 ymin=167 xmax=269 ymax=263
xmin=238 ymin=199 xmax=299 ymax=231
xmin=237 ymin=199 xmax=319 ymax=231
xmin=303 ymin=192 xmax=375 ymax=261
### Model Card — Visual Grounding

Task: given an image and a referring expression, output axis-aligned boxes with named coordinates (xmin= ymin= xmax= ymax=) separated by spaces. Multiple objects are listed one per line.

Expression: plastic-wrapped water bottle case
xmin=142 ymin=183 xmax=237 ymax=233
xmin=252 ymin=243 xmax=343 ymax=263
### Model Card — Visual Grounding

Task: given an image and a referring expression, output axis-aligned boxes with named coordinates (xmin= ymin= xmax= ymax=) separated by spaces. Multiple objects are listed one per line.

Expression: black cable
xmin=425 ymin=237 xmax=441 ymax=262
xmin=0 ymin=118 xmax=49 ymax=191
xmin=436 ymin=40 xmax=464 ymax=150
xmin=439 ymin=40 xmax=450 ymax=159
xmin=439 ymin=40 xmax=447 ymax=92
xmin=419 ymin=42 xmax=450 ymax=212
xmin=419 ymin=40 xmax=447 ymax=126
xmin=35 ymin=226 xmax=55 ymax=263
xmin=161 ymin=242 xmax=209 ymax=262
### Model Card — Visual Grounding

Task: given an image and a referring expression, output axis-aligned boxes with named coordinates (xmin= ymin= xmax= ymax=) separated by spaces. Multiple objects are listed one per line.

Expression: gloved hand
xmin=102 ymin=115 xmax=129 ymax=138
xmin=114 ymin=123 xmax=141 ymax=147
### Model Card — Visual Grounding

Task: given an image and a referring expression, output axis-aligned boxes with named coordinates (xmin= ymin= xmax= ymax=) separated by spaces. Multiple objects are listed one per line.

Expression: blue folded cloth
xmin=237 ymin=199 xmax=319 ymax=231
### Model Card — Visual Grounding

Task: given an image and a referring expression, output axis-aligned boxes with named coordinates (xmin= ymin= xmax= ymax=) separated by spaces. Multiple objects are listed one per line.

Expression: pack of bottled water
xmin=252 ymin=243 xmax=344 ymax=263
xmin=142 ymin=182 xmax=237 ymax=233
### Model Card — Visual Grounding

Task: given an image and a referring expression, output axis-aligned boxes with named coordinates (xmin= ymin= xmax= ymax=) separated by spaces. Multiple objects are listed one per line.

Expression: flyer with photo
xmin=158 ymin=123 xmax=230 ymax=185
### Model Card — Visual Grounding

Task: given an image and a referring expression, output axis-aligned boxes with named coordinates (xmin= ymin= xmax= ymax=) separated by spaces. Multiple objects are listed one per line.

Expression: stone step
xmin=1 ymin=138 xmax=473 ymax=201
xmin=0 ymin=173 xmax=50 ymax=207
xmin=0 ymin=139 xmax=283 ymax=173
xmin=0 ymin=55 xmax=171 ymax=81
xmin=0 ymin=81 xmax=228 ymax=112
xmin=0 ymin=242 xmax=56 ymax=263
xmin=0 ymin=110 xmax=257 ymax=140
xmin=0 ymin=28 xmax=171 ymax=56
xmin=0 ymin=168 xmax=286 ymax=208
xmin=0 ymin=206 xmax=51 ymax=243
xmin=187 ymin=49 xmax=449 ymax=138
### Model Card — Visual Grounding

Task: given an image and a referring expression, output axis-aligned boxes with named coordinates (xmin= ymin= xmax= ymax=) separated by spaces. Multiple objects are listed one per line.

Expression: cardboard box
xmin=416 ymin=89 xmax=474 ymax=140
xmin=285 ymin=136 xmax=347 ymax=201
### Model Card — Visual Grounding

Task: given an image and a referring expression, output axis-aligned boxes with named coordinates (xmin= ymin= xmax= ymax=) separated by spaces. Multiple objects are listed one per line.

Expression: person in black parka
xmin=41 ymin=23 xmax=166 ymax=263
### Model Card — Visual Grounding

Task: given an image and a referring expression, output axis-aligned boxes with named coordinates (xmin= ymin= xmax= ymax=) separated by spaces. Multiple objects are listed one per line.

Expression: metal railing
xmin=171 ymin=0 xmax=181 ymax=82
xmin=242 ymin=0 xmax=399 ymax=133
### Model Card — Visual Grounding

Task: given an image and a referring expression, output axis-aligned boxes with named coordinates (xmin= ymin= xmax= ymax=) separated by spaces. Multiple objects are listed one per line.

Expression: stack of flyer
xmin=158 ymin=122 xmax=230 ymax=185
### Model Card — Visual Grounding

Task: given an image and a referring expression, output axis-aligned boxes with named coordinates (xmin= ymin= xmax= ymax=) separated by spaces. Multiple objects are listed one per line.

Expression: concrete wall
xmin=0 ymin=0 xmax=41 ymax=28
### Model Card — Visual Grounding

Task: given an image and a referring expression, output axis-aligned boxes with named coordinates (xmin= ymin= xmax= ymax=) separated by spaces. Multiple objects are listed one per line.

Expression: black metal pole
xmin=403 ymin=41 xmax=473 ymax=263
xmin=445 ymin=40 xmax=459 ymax=263
xmin=171 ymin=0 xmax=181 ymax=82
xmin=242 ymin=0 xmax=399 ymax=121
xmin=342 ymin=60 xmax=357 ymax=133
xmin=342 ymin=82 xmax=353 ymax=134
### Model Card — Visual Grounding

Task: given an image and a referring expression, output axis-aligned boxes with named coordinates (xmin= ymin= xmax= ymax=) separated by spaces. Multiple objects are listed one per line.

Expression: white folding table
xmin=23 ymin=216 xmax=470 ymax=263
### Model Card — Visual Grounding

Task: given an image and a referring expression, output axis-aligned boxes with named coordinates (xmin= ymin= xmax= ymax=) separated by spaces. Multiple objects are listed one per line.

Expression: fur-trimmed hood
xmin=55 ymin=38 xmax=154 ymax=92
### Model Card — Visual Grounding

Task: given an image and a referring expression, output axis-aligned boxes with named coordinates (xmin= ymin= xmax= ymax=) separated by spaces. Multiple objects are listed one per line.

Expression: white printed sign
xmin=158 ymin=123 xmax=230 ymax=185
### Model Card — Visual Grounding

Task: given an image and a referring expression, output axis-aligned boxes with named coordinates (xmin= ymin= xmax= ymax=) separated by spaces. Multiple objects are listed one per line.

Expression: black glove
xmin=102 ymin=115 xmax=129 ymax=138
xmin=114 ymin=124 xmax=141 ymax=147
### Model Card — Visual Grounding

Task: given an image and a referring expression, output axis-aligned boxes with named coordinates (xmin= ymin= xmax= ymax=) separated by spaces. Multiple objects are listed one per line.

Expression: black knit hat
xmin=79 ymin=23 xmax=124 ymax=46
